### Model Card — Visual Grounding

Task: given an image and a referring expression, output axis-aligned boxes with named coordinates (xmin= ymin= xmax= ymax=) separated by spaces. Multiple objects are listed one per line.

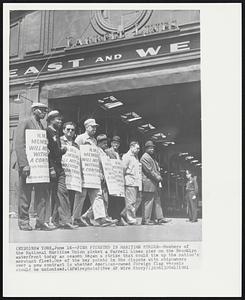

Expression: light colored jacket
xmin=122 ymin=150 xmax=140 ymax=187
xmin=75 ymin=132 xmax=97 ymax=146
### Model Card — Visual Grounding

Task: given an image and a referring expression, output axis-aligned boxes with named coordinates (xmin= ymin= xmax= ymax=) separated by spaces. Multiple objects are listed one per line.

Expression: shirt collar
xmin=48 ymin=125 xmax=57 ymax=133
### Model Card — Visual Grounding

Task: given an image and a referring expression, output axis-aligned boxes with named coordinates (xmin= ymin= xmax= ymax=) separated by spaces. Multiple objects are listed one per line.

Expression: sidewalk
xmin=9 ymin=217 xmax=202 ymax=243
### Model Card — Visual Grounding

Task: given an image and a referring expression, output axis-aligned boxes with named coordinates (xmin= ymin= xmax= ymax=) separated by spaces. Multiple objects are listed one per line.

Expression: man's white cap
xmin=31 ymin=102 xmax=48 ymax=109
xmin=47 ymin=110 xmax=61 ymax=122
xmin=84 ymin=118 xmax=99 ymax=127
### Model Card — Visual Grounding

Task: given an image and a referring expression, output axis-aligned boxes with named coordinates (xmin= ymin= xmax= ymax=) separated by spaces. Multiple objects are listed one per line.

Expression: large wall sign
xmin=25 ymin=130 xmax=50 ymax=184
xmin=91 ymin=10 xmax=153 ymax=35
xmin=10 ymin=33 xmax=200 ymax=78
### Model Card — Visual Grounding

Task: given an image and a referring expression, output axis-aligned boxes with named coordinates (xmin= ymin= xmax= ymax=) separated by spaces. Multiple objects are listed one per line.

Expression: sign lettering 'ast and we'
xmin=10 ymin=35 xmax=199 ymax=78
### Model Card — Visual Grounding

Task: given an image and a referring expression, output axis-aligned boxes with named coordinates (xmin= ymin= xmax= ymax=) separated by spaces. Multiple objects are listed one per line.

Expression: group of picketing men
xmin=14 ymin=101 xmax=198 ymax=231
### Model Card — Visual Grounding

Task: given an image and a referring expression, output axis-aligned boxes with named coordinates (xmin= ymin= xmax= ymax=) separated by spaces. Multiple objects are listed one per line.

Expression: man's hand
xmin=192 ymin=195 xmax=196 ymax=200
xmin=49 ymin=167 xmax=56 ymax=179
xmin=157 ymin=175 xmax=163 ymax=182
xmin=22 ymin=166 xmax=30 ymax=177
xmin=61 ymin=146 xmax=67 ymax=154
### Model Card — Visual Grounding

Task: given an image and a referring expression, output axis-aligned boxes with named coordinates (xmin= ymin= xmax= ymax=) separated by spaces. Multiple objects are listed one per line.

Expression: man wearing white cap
xmin=15 ymin=102 xmax=53 ymax=230
xmin=72 ymin=118 xmax=109 ymax=226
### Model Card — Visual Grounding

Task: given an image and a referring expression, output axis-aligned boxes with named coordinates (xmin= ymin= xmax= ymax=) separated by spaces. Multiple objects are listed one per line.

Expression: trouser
xmin=72 ymin=187 xmax=106 ymax=220
xmin=108 ymin=196 xmax=125 ymax=220
xmin=142 ymin=190 xmax=164 ymax=222
xmin=51 ymin=167 xmax=72 ymax=225
xmin=68 ymin=190 xmax=75 ymax=214
xmin=18 ymin=172 xmax=50 ymax=226
xmin=186 ymin=191 xmax=198 ymax=221
xmin=121 ymin=186 xmax=142 ymax=224
xmin=83 ymin=184 xmax=108 ymax=220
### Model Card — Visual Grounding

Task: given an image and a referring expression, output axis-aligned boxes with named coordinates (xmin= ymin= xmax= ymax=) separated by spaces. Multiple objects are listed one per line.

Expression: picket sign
xmin=25 ymin=129 xmax=50 ymax=183
xmin=110 ymin=159 xmax=125 ymax=197
xmin=62 ymin=145 xmax=82 ymax=192
xmin=138 ymin=162 xmax=143 ymax=192
xmin=80 ymin=145 xmax=101 ymax=189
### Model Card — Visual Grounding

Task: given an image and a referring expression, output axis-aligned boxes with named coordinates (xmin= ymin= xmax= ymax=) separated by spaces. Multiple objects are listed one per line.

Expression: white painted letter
xmin=136 ymin=46 xmax=161 ymax=57
xmin=105 ymin=55 xmax=112 ymax=61
xmin=24 ymin=66 xmax=39 ymax=75
xmin=114 ymin=54 xmax=122 ymax=60
xmin=170 ymin=41 xmax=190 ymax=53
xmin=68 ymin=58 xmax=84 ymax=68
xmin=95 ymin=57 xmax=104 ymax=63
xmin=47 ymin=62 xmax=63 ymax=71
xmin=10 ymin=69 xmax=18 ymax=77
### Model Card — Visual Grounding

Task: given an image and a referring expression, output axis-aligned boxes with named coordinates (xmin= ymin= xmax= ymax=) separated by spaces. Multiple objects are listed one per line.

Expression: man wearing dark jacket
xmin=46 ymin=111 xmax=78 ymax=230
xmin=140 ymin=141 xmax=170 ymax=225
xmin=15 ymin=102 xmax=52 ymax=231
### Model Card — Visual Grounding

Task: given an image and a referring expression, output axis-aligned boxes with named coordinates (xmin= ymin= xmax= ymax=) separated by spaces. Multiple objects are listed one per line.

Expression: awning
xmin=42 ymin=64 xmax=200 ymax=99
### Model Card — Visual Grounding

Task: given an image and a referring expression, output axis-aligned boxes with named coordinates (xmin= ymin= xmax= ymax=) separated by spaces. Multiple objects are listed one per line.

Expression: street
xmin=9 ymin=217 xmax=202 ymax=243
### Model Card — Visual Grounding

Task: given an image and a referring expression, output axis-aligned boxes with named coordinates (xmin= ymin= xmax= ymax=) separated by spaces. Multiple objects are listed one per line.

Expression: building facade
xmin=9 ymin=10 xmax=201 ymax=216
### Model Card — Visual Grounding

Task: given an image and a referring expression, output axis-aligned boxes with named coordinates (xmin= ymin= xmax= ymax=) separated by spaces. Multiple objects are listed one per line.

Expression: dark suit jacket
xmin=140 ymin=152 xmax=162 ymax=193
xmin=15 ymin=116 xmax=44 ymax=170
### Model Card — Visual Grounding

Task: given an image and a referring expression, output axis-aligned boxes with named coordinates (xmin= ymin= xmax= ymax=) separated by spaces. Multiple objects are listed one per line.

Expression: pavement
xmin=9 ymin=217 xmax=202 ymax=243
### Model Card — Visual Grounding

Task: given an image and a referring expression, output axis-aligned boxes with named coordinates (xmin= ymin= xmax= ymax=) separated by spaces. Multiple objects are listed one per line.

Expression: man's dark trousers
xmin=18 ymin=171 xmax=50 ymax=226
xmin=51 ymin=166 xmax=72 ymax=225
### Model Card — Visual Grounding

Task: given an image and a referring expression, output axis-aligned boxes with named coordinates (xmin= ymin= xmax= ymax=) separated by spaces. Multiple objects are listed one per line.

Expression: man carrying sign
xmin=120 ymin=141 xmax=142 ymax=226
xmin=105 ymin=135 xmax=125 ymax=223
xmin=72 ymin=119 xmax=111 ymax=227
xmin=60 ymin=121 xmax=79 ymax=213
xmin=15 ymin=102 xmax=52 ymax=231
xmin=46 ymin=111 xmax=78 ymax=230
xmin=82 ymin=134 xmax=117 ymax=226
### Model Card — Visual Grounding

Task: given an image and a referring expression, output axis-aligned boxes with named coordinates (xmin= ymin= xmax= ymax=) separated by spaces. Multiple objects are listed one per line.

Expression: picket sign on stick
xmin=62 ymin=145 xmax=82 ymax=192
xmin=25 ymin=129 xmax=50 ymax=183
xmin=138 ymin=162 xmax=143 ymax=192
xmin=101 ymin=156 xmax=118 ymax=195
xmin=111 ymin=159 xmax=125 ymax=197
xmin=80 ymin=145 xmax=101 ymax=189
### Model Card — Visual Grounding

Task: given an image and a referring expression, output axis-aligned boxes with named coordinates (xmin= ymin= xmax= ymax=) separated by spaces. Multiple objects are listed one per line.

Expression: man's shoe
xmin=95 ymin=218 xmax=115 ymax=227
xmin=118 ymin=217 xmax=128 ymax=226
xmin=141 ymin=220 xmax=155 ymax=225
xmin=81 ymin=215 xmax=93 ymax=226
xmin=157 ymin=218 xmax=172 ymax=224
xmin=19 ymin=223 xmax=33 ymax=231
xmin=35 ymin=222 xmax=56 ymax=231
xmin=106 ymin=217 xmax=119 ymax=225
xmin=128 ymin=221 xmax=137 ymax=225
xmin=63 ymin=223 xmax=79 ymax=229
xmin=80 ymin=217 xmax=91 ymax=226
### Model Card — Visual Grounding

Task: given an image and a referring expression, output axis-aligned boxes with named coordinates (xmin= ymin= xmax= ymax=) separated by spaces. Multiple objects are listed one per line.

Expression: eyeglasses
xmin=39 ymin=108 xmax=48 ymax=112
xmin=66 ymin=128 xmax=75 ymax=132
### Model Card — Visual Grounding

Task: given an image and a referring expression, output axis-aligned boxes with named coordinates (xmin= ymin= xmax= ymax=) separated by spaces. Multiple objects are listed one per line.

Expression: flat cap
xmin=84 ymin=118 xmax=99 ymax=127
xmin=31 ymin=102 xmax=48 ymax=109
xmin=144 ymin=140 xmax=155 ymax=148
xmin=112 ymin=135 xmax=121 ymax=143
xmin=97 ymin=134 xmax=108 ymax=143
xmin=47 ymin=110 xmax=61 ymax=122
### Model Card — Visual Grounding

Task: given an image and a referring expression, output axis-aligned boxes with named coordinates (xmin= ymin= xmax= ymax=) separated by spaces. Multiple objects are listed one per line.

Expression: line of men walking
xmin=15 ymin=103 xmax=171 ymax=231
